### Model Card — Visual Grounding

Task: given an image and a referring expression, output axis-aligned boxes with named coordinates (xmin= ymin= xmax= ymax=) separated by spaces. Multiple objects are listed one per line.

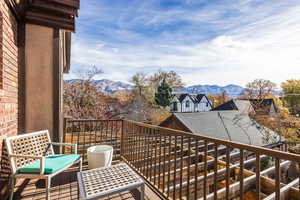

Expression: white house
xmin=171 ymin=94 xmax=212 ymax=112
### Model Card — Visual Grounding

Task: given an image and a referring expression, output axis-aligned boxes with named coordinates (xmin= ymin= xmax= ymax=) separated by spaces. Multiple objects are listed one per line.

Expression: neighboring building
xmin=249 ymin=99 xmax=278 ymax=115
xmin=160 ymin=112 xmax=282 ymax=147
xmin=212 ymin=99 xmax=277 ymax=115
xmin=212 ymin=99 xmax=254 ymax=113
xmin=171 ymin=93 xmax=212 ymax=112
xmin=0 ymin=1 xmax=80 ymax=198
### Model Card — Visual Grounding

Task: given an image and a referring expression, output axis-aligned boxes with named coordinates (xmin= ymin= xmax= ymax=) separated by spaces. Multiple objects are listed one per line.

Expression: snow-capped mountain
xmin=65 ymin=79 xmax=133 ymax=94
xmin=65 ymin=79 xmax=245 ymax=97
xmin=182 ymin=84 xmax=245 ymax=98
xmin=91 ymin=79 xmax=133 ymax=93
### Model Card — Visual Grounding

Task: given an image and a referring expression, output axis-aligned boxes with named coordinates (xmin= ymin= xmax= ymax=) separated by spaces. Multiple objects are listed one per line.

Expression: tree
xmin=148 ymin=70 xmax=184 ymax=89
xmin=207 ymin=92 xmax=231 ymax=108
xmin=64 ymin=66 xmax=104 ymax=119
xmin=245 ymin=79 xmax=276 ymax=99
xmin=155 ymin=78 xmax=174 ymax=108
xmin=64 ymin=80 xmax=106 ymax=119
xmin=130 ymin=72 xmax=147 ymax=96
xmin=281 ymin=79 xmax=300 ymax=115
xmin=64 ymin=66 xmax=130 ymax=119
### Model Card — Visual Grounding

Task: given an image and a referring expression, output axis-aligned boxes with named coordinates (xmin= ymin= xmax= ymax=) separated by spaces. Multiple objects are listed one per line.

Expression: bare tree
xmin=245 ymin=79 xmax=276 ymax=99
xmin=148 ymin=70 xmax=185 ymax=89
xmin=130 ymin=72 xmax=147 ymax=97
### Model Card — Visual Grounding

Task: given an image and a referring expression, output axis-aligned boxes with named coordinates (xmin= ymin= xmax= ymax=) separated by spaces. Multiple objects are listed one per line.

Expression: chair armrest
xmin=9 ymin=154 xmax=45 ymax=175
xmin=51 ymin=142 xmax=78 ymax=154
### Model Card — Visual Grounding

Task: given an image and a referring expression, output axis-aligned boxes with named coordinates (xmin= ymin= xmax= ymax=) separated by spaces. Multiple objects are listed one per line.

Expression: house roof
xmin=213 ymin=99 xmax=276 ymax=114
xmin=176 ymin=93 xmax=208 ymax=103
xmin=212 ymin=100 xmax=253 ymax=113
xmin=170 ymin=112 xmax=282 ymax=146
xmin=249 ymin=99 xmax=277 ymax=113
xmin=178 ymin=93 xmax=190 ymax=102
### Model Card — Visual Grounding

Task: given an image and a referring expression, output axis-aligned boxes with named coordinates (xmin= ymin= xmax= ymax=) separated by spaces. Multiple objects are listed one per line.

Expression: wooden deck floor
xmin=13 ymin=166 xmax=161 ymax=200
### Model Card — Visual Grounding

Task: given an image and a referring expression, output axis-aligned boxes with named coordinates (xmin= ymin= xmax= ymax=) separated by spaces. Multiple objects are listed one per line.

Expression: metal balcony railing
xmin=63 ymin=118 xmax=300 ymax=200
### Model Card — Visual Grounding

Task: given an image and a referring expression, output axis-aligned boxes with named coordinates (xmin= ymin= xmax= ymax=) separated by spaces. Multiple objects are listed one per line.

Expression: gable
xmin=172 ymin=95 xmax=180 ymax=102
xmin=182 ymin=95 xmax=193 ymax=103
xmin=249 ymin=99 xmax=277 ymax=114
xmin=159 ymin=114 xmax=191 ymax=132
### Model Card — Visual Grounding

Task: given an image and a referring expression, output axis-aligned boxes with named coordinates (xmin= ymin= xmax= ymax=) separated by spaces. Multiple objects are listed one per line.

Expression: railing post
xmin=61 ymin=117 xmax=68 ymax=154
xmin=121 ymin=119 xmax=125 ymax=160
xmin=63 ymin=117 xmax=67 ymax=142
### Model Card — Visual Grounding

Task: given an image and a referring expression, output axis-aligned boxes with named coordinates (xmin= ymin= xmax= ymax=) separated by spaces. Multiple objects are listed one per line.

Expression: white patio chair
xmin=5 ymin=130 xmax=82 ymax=200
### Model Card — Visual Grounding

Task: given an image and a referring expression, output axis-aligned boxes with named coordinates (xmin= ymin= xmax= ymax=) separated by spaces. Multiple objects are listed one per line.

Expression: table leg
xmin=140 ymin=185 xmax=145 ymax=200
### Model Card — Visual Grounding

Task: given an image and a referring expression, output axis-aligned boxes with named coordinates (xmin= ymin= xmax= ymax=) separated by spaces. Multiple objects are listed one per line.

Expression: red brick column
xmin=0 ymin=1 xmax=19 ymax=198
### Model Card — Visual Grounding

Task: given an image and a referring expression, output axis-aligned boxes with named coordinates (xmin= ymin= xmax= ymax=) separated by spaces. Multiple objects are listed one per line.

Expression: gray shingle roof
xmin=212 ymin=99 xmax=276 ymax=114
xmin=173 ymin=111 xmax=281 ymax=146
xmin=212 ymin=100 xmax=253 ymax=113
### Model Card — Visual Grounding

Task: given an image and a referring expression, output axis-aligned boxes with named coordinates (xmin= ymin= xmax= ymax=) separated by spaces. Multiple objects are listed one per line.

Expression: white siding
xmin=181 ymin=96 xmax=194 ymax=112
xmin=198 ymin=96 xmax=212 ymax=112
xmin=170 ymin=94 xmax=212 ymax=113
xmin=171 ymin=96 xmax=182 ymax=112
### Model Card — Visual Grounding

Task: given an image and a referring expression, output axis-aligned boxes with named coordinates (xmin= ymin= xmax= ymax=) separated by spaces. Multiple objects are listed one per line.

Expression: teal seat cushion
xmin=19 ymin=154 xmax=80 ymax=174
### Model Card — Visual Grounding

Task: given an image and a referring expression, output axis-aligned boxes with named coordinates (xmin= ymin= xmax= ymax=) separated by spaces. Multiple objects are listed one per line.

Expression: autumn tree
xmin=130 ymin=72 xmax=147 ymax=96
xmin=245 ymin=79 xmax=276 ymax=99
xmin=130 ymin=70 xmax=184 ymax=106
xmin=281 ymin=79 xmax=300 ymax=115
xmin=127 ymin=72 xmax=151 ymax=121
xmin=64 ymin=66 xmax=104 ymax=118
xmin=155 ymin=79 xmax=174 ymax=108
xmin=207 ymin=91 xmax=231 ymax=108
xmin=64 ymin=66 xmax=130 ymax=119
xmin=148 ymin=70 xmax=185 ymax=89
xmin=125 ymin=70 xmax=184 ymax=122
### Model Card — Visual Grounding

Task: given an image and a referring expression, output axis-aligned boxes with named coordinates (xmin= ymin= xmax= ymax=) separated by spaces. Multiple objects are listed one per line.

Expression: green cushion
xmin=19 ymin=154 xmax=80 ymax=174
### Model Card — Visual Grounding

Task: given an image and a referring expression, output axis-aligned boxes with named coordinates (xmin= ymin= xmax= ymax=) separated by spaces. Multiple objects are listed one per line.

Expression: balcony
xmin=13 ymin=119 xmax=300 ymax=200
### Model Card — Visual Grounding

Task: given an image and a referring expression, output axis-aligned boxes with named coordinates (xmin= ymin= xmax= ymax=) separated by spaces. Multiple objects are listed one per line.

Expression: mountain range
xmin=65 ymin=79 xmax=245 ymax=97
xmin=66 ymin=79 xmax=133 ymax=94
xmin=182 ymin=84 xmax=245 ymax=98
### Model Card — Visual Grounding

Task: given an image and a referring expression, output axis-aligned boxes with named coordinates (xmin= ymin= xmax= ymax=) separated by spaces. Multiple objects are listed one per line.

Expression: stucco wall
xmin=24 ymin=24 xmax=54 ymax=137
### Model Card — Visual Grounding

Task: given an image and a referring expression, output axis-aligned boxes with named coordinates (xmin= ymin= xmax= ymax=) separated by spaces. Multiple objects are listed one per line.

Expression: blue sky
xmin=65 ymin=0 xmax=300 ymax=87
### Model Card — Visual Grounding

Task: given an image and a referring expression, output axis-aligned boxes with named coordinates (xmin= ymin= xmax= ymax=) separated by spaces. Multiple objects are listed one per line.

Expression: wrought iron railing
xmin=63 ymin=118 xmax=300 ymax=200
xmin=63 ymin=119 xmax=122 ymax=162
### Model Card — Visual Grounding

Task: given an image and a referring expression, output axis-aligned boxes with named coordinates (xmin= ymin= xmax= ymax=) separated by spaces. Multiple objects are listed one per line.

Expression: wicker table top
xmin=77 ymin=163 xmax=144 ymax=200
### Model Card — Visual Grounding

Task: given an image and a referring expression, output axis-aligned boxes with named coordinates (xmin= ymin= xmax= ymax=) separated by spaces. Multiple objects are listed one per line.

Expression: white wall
xmin=171 ymin=95 xmax=212 ymax=112
xmin=198 ymin=97 xmax=212 ymax=112
xmin=181 ymin=96 xmax=194 ymax=112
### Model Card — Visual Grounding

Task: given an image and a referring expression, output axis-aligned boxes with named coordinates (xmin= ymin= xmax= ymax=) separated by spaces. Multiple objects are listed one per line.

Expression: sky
xmin=65 ymin=0 xmax=300 ymax=87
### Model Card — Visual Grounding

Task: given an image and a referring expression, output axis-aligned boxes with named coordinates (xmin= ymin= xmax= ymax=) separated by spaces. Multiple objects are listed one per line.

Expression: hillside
xmin=65 ymin=79 xmax=245 ymax=97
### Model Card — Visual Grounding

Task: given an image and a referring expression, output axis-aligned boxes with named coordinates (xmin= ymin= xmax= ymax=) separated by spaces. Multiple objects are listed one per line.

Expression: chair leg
xmin=45 ymin=177 xmax=51 ymax=200
xmin=9 ymin=176 xmax=15 ymax=200
xmin=79 ymin=158 xmax=82 ymax=172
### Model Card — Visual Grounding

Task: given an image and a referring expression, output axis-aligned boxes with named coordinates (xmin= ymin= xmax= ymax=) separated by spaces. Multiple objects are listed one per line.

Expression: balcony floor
xmin=13 ymin=165 xmax=161 ymax=200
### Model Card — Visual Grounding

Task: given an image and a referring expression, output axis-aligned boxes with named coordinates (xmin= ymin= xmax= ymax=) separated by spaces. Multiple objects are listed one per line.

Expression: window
xmin=206 ymin=102 xmax=209 ymax=107
xmin=186 ymin=100 xmax=190 ymax=108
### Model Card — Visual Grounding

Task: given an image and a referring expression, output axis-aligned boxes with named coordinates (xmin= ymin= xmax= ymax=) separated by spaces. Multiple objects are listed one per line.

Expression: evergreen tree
xmin=155 ymin=78 xmax=174 ymax=108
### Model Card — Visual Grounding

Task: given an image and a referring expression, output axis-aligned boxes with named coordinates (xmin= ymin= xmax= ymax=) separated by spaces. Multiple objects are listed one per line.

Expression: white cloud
xmin=67 ymin=0 xmax=300 ymax=87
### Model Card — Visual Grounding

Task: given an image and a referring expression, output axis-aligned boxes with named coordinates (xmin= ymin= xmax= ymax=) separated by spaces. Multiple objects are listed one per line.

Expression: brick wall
xmin=0 ymin=0 xmax=18 ymax=196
